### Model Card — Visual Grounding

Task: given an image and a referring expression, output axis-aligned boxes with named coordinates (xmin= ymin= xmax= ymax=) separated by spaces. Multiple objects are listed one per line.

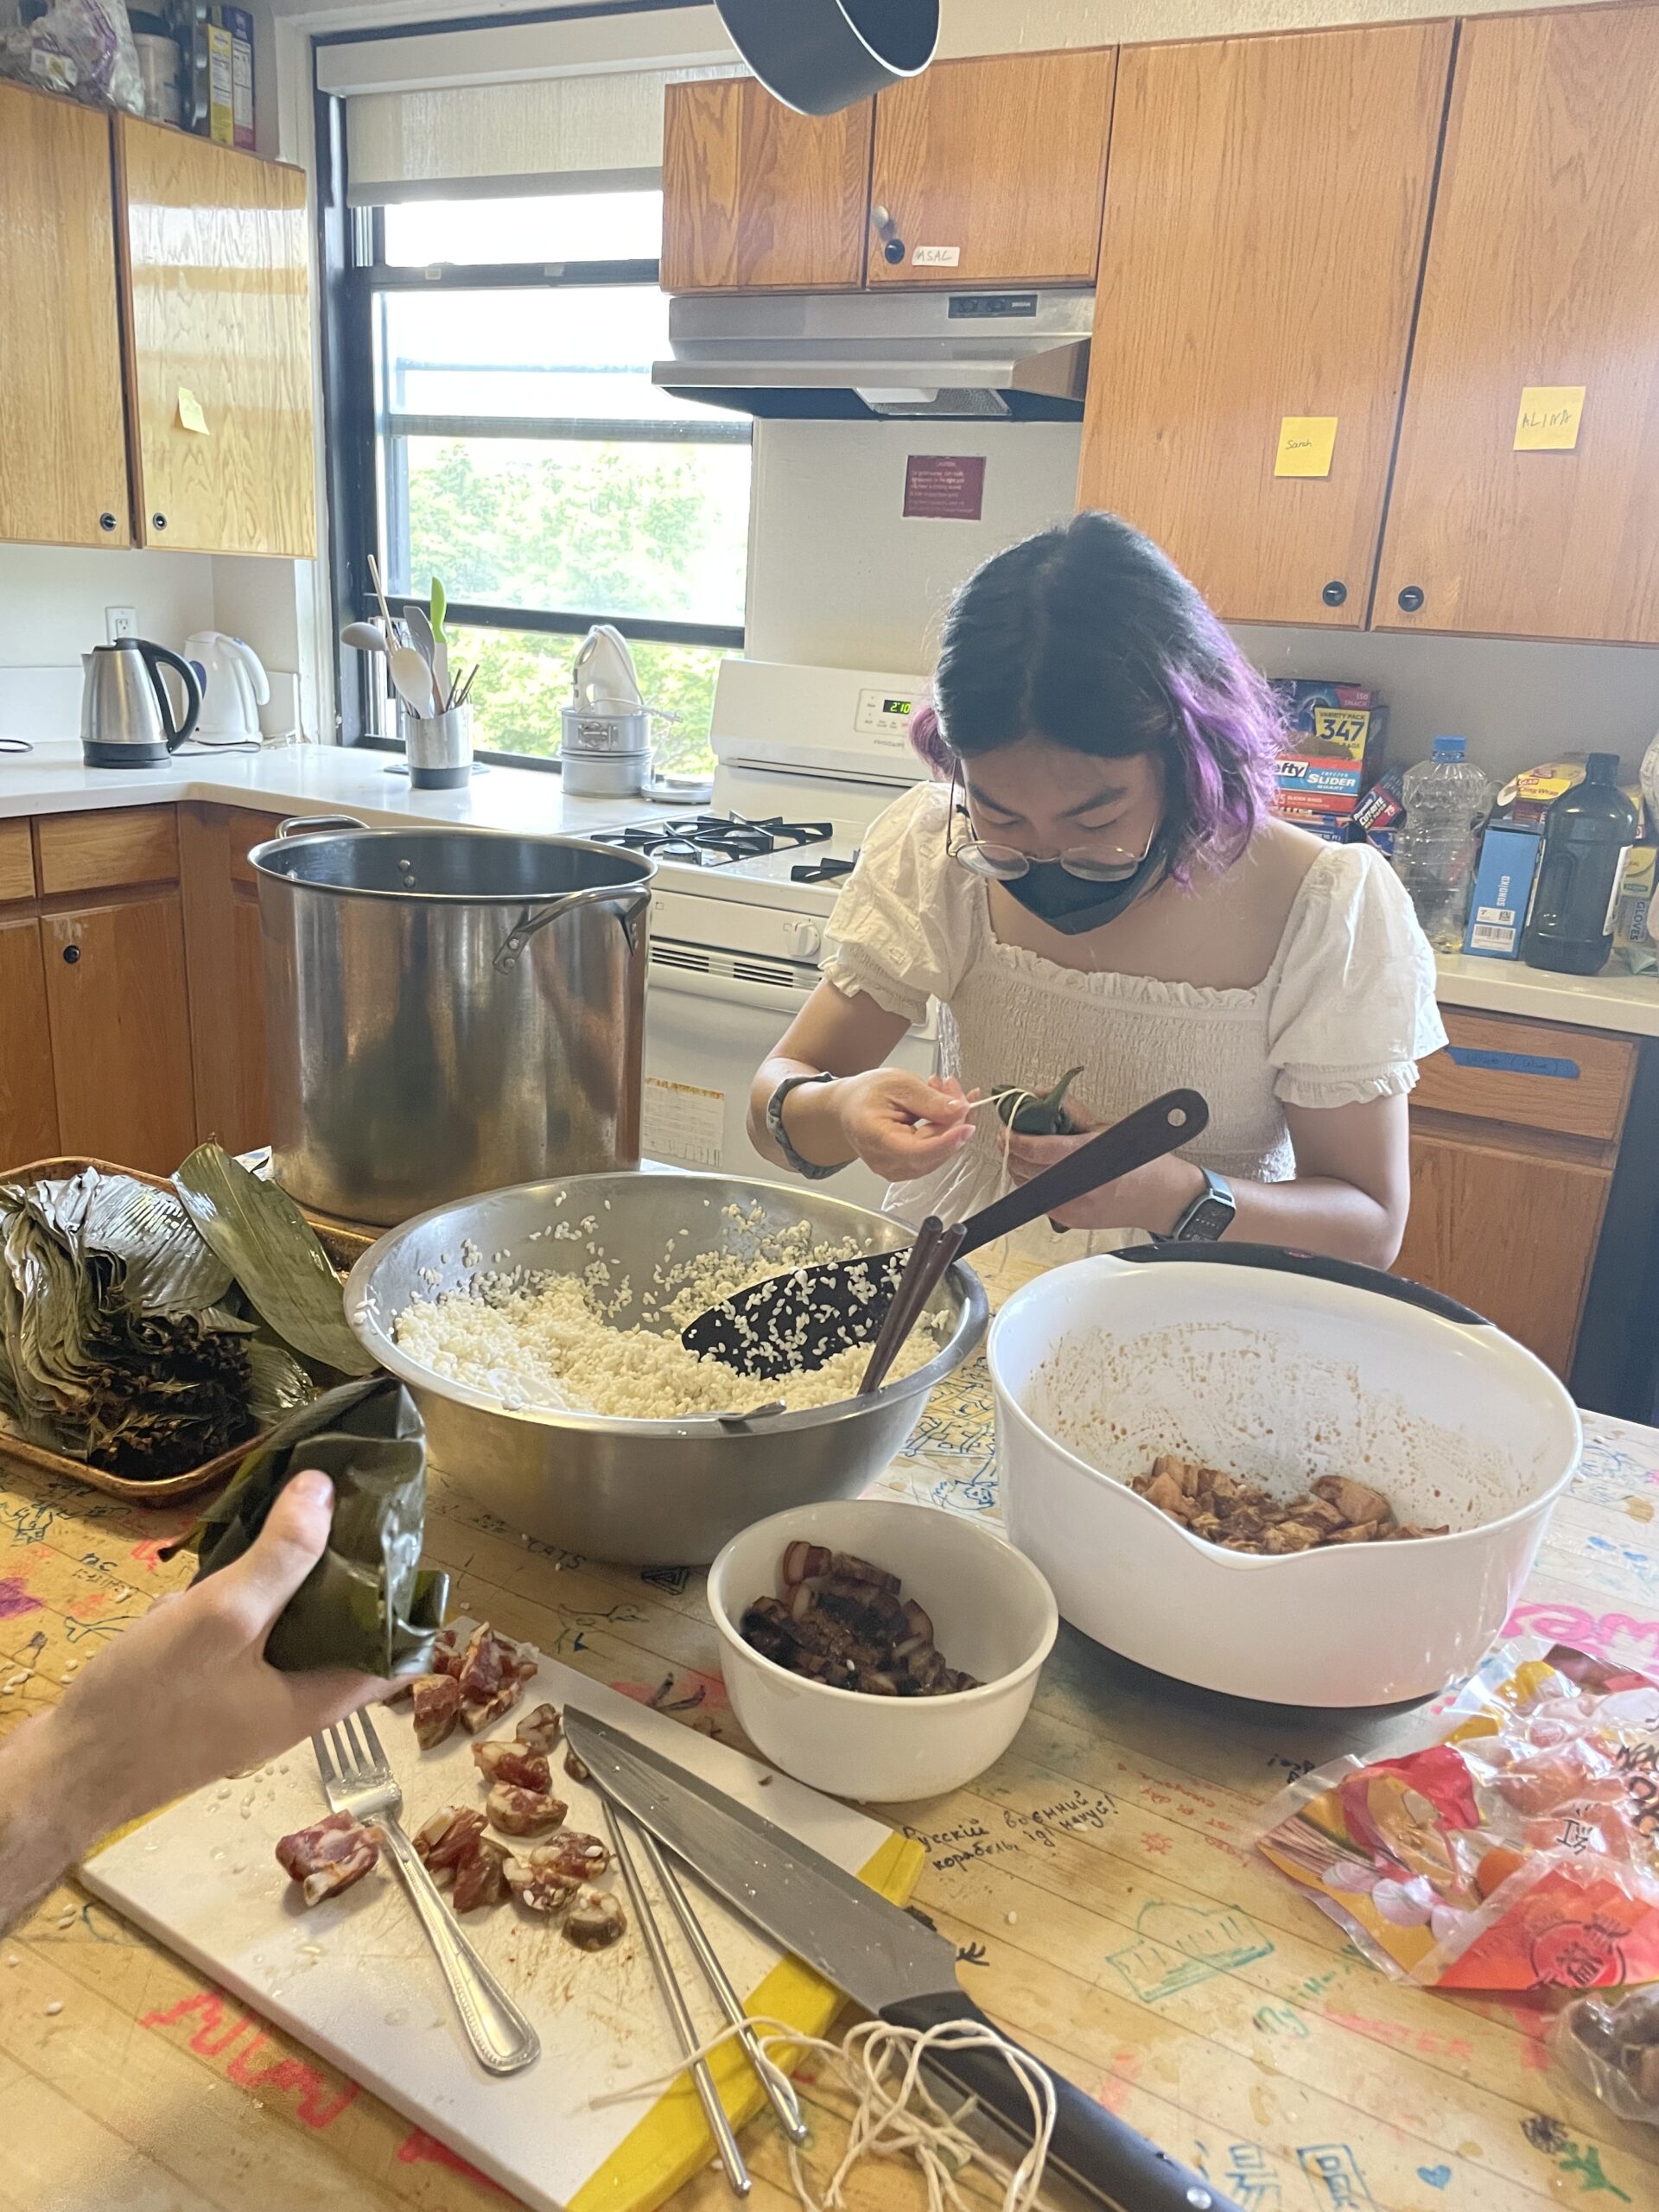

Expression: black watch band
xmin=1169 ymin=1167 xmax=1236 ymax=1242
xmin=766 ymin=1071 xmax=845 ymax=1180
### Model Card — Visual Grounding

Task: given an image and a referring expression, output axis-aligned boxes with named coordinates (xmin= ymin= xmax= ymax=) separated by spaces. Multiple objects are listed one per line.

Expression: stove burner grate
xmin=790 ymin=854 xmax=857 ymax=883
xmin=597 ymin=814 xmax=836 ymax=868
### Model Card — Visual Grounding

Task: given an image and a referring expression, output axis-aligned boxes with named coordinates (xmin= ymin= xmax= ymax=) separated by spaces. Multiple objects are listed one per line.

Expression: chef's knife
xmin=563 ymin=1709 xmax=1237 ymax=2212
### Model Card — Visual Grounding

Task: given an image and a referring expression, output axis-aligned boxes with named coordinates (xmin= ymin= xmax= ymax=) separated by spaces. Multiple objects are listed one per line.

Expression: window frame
xmin=315 ymin=92 xmax=747 ymax=769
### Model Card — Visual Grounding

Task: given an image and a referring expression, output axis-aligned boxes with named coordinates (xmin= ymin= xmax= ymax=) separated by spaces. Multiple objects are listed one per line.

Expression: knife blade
xmin=563 ymin=1709 xmax=1239 ymax=2212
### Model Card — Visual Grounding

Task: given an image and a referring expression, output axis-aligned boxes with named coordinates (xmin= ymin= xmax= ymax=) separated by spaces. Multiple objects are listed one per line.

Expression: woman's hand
xmin=835 ymin=1070 xmax=976 ymax=1181
xmin=1003 ymin=1126 xmax=1205 ymax=1235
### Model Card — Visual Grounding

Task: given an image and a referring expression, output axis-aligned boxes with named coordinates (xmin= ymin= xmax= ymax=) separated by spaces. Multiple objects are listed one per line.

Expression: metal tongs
xmin=599 ymin=1796 xmax=808 ymax=2196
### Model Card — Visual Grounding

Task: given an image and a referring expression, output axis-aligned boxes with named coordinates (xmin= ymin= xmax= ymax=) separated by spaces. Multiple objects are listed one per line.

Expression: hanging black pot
xmin=715 ymin=0 xmax=938 ymax=117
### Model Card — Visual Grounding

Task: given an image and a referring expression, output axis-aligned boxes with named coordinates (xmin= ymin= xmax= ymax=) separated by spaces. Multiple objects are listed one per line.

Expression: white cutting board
xmin=84 ymin=1647 xmax=922 ymax=2212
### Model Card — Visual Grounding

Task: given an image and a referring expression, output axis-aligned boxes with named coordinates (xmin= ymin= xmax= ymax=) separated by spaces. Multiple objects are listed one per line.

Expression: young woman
xmin=748 ymin=512 xmax=1446 ymax=1265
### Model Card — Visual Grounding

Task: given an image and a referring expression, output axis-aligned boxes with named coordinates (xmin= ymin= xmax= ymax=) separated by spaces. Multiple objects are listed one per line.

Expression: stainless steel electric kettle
xmin=80 ymin=639 xmax=203 ymax=767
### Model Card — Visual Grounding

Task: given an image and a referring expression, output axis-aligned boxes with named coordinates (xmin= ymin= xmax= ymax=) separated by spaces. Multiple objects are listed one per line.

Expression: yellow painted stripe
xmin=569 ymin=1832 xmax=926 ymax=2212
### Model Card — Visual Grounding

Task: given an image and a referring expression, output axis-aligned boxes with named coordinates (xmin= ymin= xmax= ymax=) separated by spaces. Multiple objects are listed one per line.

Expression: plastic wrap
xmin=1256 ymin=1640 xmax=1659 ymax=1992
xmin=1553 ymin=1986 xmax=1659 ymax=2125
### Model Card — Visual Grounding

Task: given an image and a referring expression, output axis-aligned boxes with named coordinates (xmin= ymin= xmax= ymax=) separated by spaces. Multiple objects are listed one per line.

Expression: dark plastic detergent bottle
xmin=1521 ymin=752 xmax=1640 ymax=975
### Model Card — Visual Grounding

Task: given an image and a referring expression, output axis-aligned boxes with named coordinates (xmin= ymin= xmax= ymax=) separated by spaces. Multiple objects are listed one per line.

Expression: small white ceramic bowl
xmin=708 ymin=1498 xmax=1058 ymax=1804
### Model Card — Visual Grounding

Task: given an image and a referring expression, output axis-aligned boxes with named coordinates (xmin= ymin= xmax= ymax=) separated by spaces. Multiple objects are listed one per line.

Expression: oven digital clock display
xmin=855 ymin=688 xmax=918 ymax=741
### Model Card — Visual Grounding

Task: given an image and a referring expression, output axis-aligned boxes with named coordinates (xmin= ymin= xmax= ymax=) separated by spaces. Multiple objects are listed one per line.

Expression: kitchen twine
xmin=595 ymin=2009 xmax=1058 ymax=2212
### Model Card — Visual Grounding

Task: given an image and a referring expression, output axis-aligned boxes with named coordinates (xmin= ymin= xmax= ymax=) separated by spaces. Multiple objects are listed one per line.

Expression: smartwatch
xmin=1169 ymin=1167 xmax=1236 ymax=1243
xmin=766 ymin=1071 xmax=845 ymax=1180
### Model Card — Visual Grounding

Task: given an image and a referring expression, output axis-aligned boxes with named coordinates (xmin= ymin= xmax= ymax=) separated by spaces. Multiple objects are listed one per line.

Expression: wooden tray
xmin=0 ymin=1157 xmax=374 ymax=1509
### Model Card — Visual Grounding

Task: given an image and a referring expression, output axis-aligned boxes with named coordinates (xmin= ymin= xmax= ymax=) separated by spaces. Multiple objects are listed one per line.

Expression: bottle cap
xmin=1586 ymin=751 xmax=1619 ymax=779
xmin=1431 ymin=735 xmax=1466 ymax=760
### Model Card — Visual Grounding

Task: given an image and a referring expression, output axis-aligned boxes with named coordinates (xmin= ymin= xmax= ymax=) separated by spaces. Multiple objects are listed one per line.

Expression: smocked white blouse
xmin=819 ymin=779 xmax=1447 ymax=1240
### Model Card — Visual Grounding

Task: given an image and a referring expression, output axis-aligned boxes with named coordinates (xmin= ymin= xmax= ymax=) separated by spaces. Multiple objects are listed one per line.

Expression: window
xmin=327 ymin=184 xmax=749 ymax=773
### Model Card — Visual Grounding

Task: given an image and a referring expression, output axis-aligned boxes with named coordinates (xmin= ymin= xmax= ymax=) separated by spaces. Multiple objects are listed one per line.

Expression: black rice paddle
xmin=680 ymin=1088 xmax=1209 ymax=1382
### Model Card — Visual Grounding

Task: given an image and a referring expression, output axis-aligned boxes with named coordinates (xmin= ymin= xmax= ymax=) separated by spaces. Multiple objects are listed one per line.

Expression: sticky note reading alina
xmin=176 ymin=387 xmax=211 ymax=435
xmin=1514 ymin=385 xmax=1584 ymax=450
xmin=1274 ymin=416 xmax=1338 ymax=478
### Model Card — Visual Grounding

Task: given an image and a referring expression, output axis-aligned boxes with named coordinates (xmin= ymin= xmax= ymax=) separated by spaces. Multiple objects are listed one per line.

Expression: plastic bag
xmin=0 ymin=0 xmax=143 ymax=112
xmin=166 ymin=1376 xmax=450 ymax=1678
xmin=1553 ymin=1986 xmax=1659 ymax=2125
xmin=1255 ymin=1640 xmax=1659 ymax=1992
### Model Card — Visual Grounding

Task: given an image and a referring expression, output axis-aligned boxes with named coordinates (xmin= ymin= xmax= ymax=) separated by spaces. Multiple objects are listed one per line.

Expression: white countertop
xmin=0 ymin=738 xmax=645 ymax=842
xmin=4 ymin=740 xmax=1657 ymax=1039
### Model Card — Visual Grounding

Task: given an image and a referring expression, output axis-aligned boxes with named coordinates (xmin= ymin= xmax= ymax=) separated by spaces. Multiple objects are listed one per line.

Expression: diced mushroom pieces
xmin=1325 ymin=1521 xmax=1382 ymax=1544
xmin=1145 ymin=1471 xmax=1193 ymax=1518
xmin=486 ymin=1783 xmax=569 ymax=1837
xmin=276 ymin=1811 xmax=381 ymax=1907
xmin=563 ymin=1891 xmax=627 ymax=1951
xmin=410 ymin=1672 xmax=462 ymax=1750
xmin=452 ymin=1835 xmax=512 ymax=1913
xmin=1383 ymin=1523 xmax=1450 ymax=1541
xmin=1262 ymin=1521 xmax=1324 ymax=1554
xmin=1312 ymin=1476 xmax=1395 ymax=1528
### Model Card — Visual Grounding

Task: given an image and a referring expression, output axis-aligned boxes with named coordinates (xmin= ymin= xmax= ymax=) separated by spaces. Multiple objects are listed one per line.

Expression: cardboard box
xmin=214 ymin=3 xmax=254 ymax=148
xmin=1463 ymin=824 xmax=1544 ymax=959
xmin=1268 ymin=681 xmax=1387 ymax=817
xmin=1614 ymin=845 xmax=1656 ymax=975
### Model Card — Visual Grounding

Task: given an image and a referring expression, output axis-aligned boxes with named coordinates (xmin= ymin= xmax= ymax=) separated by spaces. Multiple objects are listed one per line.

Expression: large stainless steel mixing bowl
xmin=346 ymin=1173 xmax=988 ymax=1567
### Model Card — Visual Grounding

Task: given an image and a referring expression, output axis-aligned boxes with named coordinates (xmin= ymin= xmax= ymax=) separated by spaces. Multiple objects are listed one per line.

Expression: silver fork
xmin=312 ymin=1706 xmax=539 ymax=2075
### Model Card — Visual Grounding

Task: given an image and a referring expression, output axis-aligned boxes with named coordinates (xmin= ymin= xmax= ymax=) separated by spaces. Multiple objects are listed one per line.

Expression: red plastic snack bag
xmin=1255 ymin=1640 xmax=1659 ymax=1989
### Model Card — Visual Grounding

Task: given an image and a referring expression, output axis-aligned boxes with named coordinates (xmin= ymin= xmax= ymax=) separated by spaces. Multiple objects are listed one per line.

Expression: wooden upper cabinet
xmin=661 ymin=78 xmax=874 ymax=291
xmin=116 ymin=116 xmax=316 ymax=559
xmin=1077 ymin=23 xmax=1452 ymax=627
xmin=868 ymin=49 xmax=1115 ymax=287
xmin=0 ymin=86 xmax=130 ymax=549
xmin=1376 ymin=5 xmax=1659 ymax=643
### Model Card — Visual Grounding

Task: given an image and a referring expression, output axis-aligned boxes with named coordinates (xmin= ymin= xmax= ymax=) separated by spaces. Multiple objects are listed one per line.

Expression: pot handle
xmin=494 ymin=884 xmax=652 ymax=971
xmin=1119 ymin=1238 xmax=1492 ymax=1325
xmin=277 ymin=813 xmax=369 ymax=837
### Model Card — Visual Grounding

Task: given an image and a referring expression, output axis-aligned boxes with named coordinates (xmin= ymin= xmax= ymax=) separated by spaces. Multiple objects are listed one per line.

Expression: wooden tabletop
xmin=3 ymin=1313 xmax=1657 ymax=2211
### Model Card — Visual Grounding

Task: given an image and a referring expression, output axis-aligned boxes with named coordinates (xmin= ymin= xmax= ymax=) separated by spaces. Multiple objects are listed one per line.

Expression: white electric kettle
xmin=185 ymin=631 xmax=269 ymax=742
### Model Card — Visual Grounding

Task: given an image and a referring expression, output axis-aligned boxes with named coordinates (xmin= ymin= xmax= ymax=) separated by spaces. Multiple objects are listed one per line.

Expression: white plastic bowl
xmin=988 ymin=1245 xmax=1582 ymax=1707
xmin=708 ymin=1499 xmax=1058 ymax=1803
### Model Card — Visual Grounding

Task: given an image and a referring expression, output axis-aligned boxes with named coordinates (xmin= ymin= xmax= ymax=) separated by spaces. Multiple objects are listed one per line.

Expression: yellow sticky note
xmin=1514 ymin=385 xmax=1584 ymax=451
xmin=1274 ymin=416 xmax=1338 ymax=478
xmin=176 ymin=387 xmax=211 ymax=436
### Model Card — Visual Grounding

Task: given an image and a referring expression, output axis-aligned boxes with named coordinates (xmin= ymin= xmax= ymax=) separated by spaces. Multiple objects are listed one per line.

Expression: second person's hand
xmin=836 ymin=1070 xmax=976 ymax=1181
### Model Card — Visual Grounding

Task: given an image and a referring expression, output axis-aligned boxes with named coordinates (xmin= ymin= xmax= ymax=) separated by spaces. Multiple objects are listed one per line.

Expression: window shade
xmin=346 ymin=71 xmax=682 ymax=204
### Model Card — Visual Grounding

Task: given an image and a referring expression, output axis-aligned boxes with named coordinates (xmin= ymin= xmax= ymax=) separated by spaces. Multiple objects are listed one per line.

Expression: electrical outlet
xmin=105 ymin=606 xmax=137 ymax=642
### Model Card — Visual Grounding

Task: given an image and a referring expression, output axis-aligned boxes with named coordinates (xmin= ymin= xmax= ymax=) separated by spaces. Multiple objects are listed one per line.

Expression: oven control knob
xmin=785 ymin=918 xmax=823 ymax=960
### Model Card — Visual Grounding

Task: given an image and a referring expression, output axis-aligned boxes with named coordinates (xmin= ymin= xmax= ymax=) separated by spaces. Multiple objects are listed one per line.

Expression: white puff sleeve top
xmin=820 ymin=781 xmax=1446 ymax=1230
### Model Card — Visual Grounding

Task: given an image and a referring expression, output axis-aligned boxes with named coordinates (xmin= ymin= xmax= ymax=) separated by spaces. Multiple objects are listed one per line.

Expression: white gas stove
xmin=593 ymin=659 xmax=932 ymax=1204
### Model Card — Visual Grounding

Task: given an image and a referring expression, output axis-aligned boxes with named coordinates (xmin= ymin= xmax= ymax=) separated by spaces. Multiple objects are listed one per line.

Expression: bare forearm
xmin=0 ymin=1713 xmax=106 ymax=1936
xmin=1224 ymin=1172 xmax=1404 ymax=1268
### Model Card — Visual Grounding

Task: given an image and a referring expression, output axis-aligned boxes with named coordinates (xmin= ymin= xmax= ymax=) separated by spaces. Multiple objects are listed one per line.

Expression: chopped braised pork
xmin=275 ymin=1810 xmax=382 ymax=1906
xmin=1131 ymin=1454 xmax=1449 ymax=1552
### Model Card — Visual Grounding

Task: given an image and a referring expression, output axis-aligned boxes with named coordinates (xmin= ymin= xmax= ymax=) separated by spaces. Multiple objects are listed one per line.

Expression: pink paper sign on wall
xmin=903 ymin=454 xmax=987 ymax=521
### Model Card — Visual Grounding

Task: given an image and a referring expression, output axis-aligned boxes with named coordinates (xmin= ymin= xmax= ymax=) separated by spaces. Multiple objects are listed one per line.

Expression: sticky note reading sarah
xmin=176 ymin=387 xmax=211 ymax=435
xmin=1274 ymin=416 xmax=1338 ymax=478
xmin=1514 ymin=385 xmax=1584 ymax=451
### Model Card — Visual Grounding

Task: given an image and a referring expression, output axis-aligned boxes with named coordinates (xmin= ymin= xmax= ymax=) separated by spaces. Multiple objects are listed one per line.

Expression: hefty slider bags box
xmin=1269 ymin=682 xmax=1387 ymax=817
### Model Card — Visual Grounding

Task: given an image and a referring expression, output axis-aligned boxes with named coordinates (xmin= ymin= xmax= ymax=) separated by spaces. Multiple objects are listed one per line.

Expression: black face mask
xmin=998 ymin=843 xmax=1167 ymax=935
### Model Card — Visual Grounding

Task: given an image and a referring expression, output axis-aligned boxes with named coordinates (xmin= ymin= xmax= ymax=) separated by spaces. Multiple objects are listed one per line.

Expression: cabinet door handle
xmin=151 ymin=513 xmax=168 ymax=533
xmin=1320 ymin=580 xmax=1348 ymax=607
xmin=99 ymin=512 xmax=118 ymax=533
xmin=1396 ymin=584 xmax=1425 ymax=613
xmin=62 ymin=944 xmax=81 ymax=965
xmin=870 ymin=203 xmax=906 ymax=264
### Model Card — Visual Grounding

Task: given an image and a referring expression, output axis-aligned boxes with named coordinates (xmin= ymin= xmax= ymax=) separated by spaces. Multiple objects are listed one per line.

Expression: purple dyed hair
xmin=918 ymin=512 xmax=1281 ymax=880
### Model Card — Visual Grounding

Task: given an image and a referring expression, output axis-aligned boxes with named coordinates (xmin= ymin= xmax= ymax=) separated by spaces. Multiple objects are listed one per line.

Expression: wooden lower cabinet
xmin=41 ymin=894 xmax=197 ymax=1175
xmin=178 ymin=804 xmax=282 ymax=1155
xmin=1395 ymin=1121 xmax=1612 ymax=1377
xmin=0 ymin=917 xmax=60 ymax=1165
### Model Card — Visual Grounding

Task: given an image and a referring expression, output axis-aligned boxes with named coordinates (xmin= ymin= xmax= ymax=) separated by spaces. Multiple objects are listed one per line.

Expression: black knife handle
xmin=881 ymin=1989 xmax=1240 ymax=2212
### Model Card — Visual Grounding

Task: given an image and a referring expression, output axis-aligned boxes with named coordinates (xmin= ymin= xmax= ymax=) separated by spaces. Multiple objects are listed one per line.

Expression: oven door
xmin=640 ymin=952 xmax=936 ymax=1212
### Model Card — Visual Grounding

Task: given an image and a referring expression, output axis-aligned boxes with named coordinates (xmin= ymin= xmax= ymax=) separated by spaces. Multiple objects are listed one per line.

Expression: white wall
xmin=745 ymin=420 xmax=1659 ymax=789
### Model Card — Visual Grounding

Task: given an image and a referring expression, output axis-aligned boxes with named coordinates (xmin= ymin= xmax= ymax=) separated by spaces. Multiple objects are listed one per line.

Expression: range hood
xmin=654 ymin=289 xmax=1093 ymax=420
